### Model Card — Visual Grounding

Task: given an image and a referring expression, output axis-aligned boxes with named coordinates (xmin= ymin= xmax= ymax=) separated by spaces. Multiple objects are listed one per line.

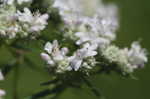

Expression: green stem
xmin=13 ymin=63 xmax=19 ymax=99
xmin=31 ymin=84 xmax=66 ymax=99
xmin=9 ymin=47 xmax=23 ymax=99
xmin=82 ymin=77 xmax=101 ymax=97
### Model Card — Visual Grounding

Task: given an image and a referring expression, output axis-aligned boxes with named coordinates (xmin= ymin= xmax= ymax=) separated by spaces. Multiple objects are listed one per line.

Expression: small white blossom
xmin=17 ymin=8 xmax=49 ymax=33
xmin=68 ymin=55 xmax=83 ymax=71
xmin=53 ymin=0 xmax=118 ymax=32
xmin=78 ymin=43 xmax=97 ymax=58
xmin=0 ymin=89 xmax=5 ymax=98
xmin=0 ymin=70 xmax=4 ymax=81
xmin=17 ymin=0 xmax=32 ymax=5
xmin=41 ymin=41 xmax=98 ymax=73
xmin=41 ymin=40 xmax=71 ymax=73
xmin=68 ymin=43 xmax=98 ymax=71
xmin=75 ymin=31 xmax=110 ymax=48
xmin=0 ymin=6 xmax=49 ymax=39
xmin=102 ymin=45 xmax=134 ymax=73
xmin=0 ymin=70 xmax=5 ymax=98
xmin=53 ymin=0 xmax=118 ymax=50
xmin=44 ymin=42 xmax=53 ymax=54
xmin=127 ymin=42 xmax=148 ymax=68
xmin=41 ymin=52 xmax=55 ymax=66
xmin=1 ymin=0 xmax=14 ymax=5
xmin=1 ymin=0 xmax=32 ymax=5
xmin=102 ymin=42 xmax=148 ymax=74
xmin=53 ymin=0 xmax=85 ymax=15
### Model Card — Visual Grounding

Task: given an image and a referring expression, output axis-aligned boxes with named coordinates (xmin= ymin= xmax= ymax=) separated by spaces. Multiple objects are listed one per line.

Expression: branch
xmin=31 ymin=84 xmax=66 ymax=99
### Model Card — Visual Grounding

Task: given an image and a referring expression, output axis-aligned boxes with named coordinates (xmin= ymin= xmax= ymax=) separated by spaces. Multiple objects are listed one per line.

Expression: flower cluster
xmin=0 ymin=0 xmax=148 ymax=98
xmin=0 ymin=0 xmax=49 ymax=39
xmin=102 ymin=42 xmax=148 ymax=73
xmin=41 ymin=40 xmax=97 ymax=73
xmin=53 ymin=0 xmax=118 ymax=47
xmin=1 ymin=0 xmax=32 ymax=5
xmin=40 ymin=0 xmax=148 ymax=75
xmin=40 ymin=0 xmax=148 ymax=74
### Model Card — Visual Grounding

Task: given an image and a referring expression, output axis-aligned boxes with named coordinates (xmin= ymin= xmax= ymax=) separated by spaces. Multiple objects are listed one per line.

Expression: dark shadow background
xmin=0 ymin=0 xmax=150 ymax=99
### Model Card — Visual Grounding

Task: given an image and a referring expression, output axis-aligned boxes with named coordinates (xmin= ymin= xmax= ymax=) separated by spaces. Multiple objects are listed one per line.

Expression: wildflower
xmin=75 ymin=31 xmax=110 ymax=48
xmin=41 ymin=40 xmax=98 ymax=73
xmin=78 ymin=43 xmax=97 ymax=58
xmin=53 ymin=0 xmax=118 ymax=43
xmin=16 ymin=8 xmax=49 ymax=33
xmin=17 ymin=0 xmax=32 ymax=5
xmin=68 ymin=44 xmax=97 ymax=71
xmin=0 ymin=70 xmax=4 ymax=81
xmin=127 ymin=42 xmax=148 ymax=68
xmin=53 ymin=0 xmax=118 ymax=52
xmin=41 ymin=52 xmax=55 ymax=66
xmin=102 ymin=42 xmax=148 ymax=74
xmin=1 ymin=0 xmax=32 ymax=5
xmin=0 ymin=70 xmax=5 ymax=98
xmin=0 ymin=6 xmax=49 ymax=39
xmin=40 ymin=0 xmax=148 ymax=75
xmin=41 ymin=40 xmax=71 ymax=73
xmin=0 ymin=89 xmax=5 ymax=98
xmin=1 ymin=0 xmax=14 ymax=5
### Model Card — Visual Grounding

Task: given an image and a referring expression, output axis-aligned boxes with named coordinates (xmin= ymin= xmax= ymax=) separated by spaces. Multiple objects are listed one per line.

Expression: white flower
xmin=68 ymin=55 xmax=83 ymax=71
xmin=1 ymin=0 xmax=32 ymax=5
xmin=0 ymin=89 xmax=5 ymax=98
xmin=44 ymin=42 xmax=53 ymax=54
xmin=102 ymin=45 xmax=127 ymax=63
xmin=44 ymin=40 xmax=67 ymax=61
xmin=82 ymin=57 xmax=97 ymax=69
xmin=68 ymin=43 xmax=97 ymax=71
xmin=6 ymin=0 xmax=14 ymax=5
xmin=79 ymin=43 xmax=97 ymax=58
xmin=53 ymin=0 xmax=103 ymax=16
xmin=17 ymin=8 xmax=49 ymax=33
xmin=53 ymin=0 xmax=70 ymax=12
xmin=41 ymin=40 xmax=71 ymax=73
xmin=17 ymin=8 xmax=33 ymax=23
xmin=0 ymin=6 xmax=49 ymax=39
xmin=0 ymin=71 xmax=5 ymax=98
xmin=44 ymin=41 xmax=69 ymax=58
xmin=102 ymin=42 xmax=148 ymax=74
xmin=41 ymin=40 xmax=98 ymax=73
xmin=102 ymin=45 xmax=134 ymax=73
xmin=17 ymin=0 xmax=32 ymax=5
xmin=90 ymin=14 xmax=117 ymax=41
xmin=53 ymin=0 xmax=84 ymax=15
xmin=0 ymin=70 xmax=4 ymax=81
xmin=0 ymin=0 xmax=14 ymax=5
xmin=0 ymin=5 xmax=19 ymax=38
xmin=41 ymin=52 xmax=55 ymax=66
xmin=6 ymin=26 xmax=19 ymax=38
xmin=53 ymin=0 xmax=118 ymax=42
xmin=127 ymin=42 xmax=148 ymax=68
xmin=53 ymin=0 xmax=118 ymax=54
xmin=75 ymin=31 xmax=110 ymax=48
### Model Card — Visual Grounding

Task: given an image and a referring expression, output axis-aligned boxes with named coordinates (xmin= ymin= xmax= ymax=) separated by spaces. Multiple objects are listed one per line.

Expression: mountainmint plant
xmin=0 ymin=0 xmax=148 ymax=99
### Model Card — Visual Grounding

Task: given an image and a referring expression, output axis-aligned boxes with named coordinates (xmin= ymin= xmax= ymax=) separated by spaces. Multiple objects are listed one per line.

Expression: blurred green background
xmin=0 ymin=0 xmax=150 ymax=99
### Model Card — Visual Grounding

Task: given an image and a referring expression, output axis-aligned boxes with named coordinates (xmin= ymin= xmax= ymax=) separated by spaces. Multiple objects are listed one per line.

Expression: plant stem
xmin=31 ymin=84 xmax=66 ymax=99
xmin=82 ymin=77 xmax=101 ymax=97
xmin=13 ymin=64 xmax=19 ymax=99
